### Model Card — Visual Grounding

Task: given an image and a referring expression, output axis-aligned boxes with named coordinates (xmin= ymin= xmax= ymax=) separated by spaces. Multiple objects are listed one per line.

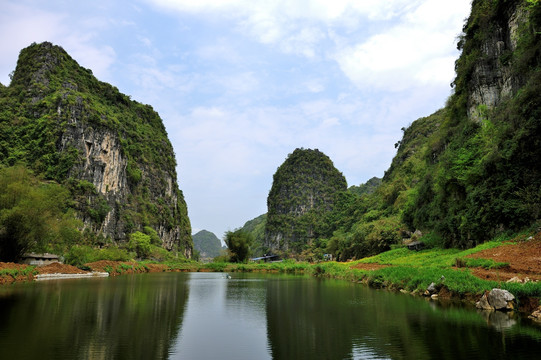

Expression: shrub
xmin=127 ymin=231 xmax=151 ymax=258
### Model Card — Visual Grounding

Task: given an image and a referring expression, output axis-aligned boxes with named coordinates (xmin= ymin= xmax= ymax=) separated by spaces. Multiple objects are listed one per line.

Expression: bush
xmin=127 ymin=231 xmax=151 ymax=258
xmin=64 ymin=245 xmax=133 ymax=267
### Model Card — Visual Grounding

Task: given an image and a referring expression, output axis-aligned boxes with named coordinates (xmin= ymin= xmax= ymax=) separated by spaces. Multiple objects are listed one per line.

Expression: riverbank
xmin=2 ymin=232 xmax=540 ymax=319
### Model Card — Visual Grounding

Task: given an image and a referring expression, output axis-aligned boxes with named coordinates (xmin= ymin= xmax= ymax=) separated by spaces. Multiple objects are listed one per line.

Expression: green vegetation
xmin=0 ymin=166 xmax=81 ymax=261
xmin=254 ymin=0 xmax=541 ymax=261
xmin=195 ymin=239 xmax=541 ymax=300
xmin=64 ymin=245 xmax=133 ymax=267
xmin=240 ymin=213 xmax=267 ymax=257
xmin=0 ymin=266 xmax=38 ymax=278
xmin=224 ymin=229 xmax=253 ymax=263
xmin=128 ymin=231 xmax=152 ymax=258
xmin=192 ymin=230 xmax=222 ymax=258
xmin=348 ymin=177 xmax=382 ymax=197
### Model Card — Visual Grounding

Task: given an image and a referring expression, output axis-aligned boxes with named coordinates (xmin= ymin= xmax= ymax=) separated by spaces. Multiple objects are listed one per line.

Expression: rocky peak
xmin=265 ymin=148 xmax=347 ymax=253
xmin=2 ymin=42 xmax=193 ymax=257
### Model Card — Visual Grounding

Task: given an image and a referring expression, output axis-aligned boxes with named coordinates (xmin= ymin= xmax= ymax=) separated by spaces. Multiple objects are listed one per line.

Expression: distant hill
xmin=193 ymin=230 xmax=222 ymax=258
xmin=348 ymin=177 xmax=382 ymax=197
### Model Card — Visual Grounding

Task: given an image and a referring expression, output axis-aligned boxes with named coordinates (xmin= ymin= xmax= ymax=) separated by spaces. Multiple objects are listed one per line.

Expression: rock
xmin=476 ymin=293 xmax=494 ymax=310
xmin=506 ymin=276 xmax=522 ymax=283
xmin=487 ymin=289 xmax=515 ymax=311
xmin=431 ymin=294 xmax=439 ymax=300
xmin=427 ymin=282 xmax=437 ymax=293
xmin=528 ymin=306 xmax=541 ymax=322
xmin=400 ymin=289 xmax=409 ymax=294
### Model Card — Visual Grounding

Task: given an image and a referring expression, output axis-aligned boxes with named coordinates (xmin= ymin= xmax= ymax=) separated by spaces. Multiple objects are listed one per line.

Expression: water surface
xmin=1 ymin=272 xmax=540 ymax=359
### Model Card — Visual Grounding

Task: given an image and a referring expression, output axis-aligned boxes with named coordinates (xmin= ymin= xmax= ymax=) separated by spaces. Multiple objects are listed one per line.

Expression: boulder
xmin=476 ymin=293 xmax=494 ymax=310
xmin=427 ymin=282 xmax=437 ymax=293
xmin=528 ymin=306 xmax=541 ymax=322
xmin=487 ymin=289 xmax=516 ymax=311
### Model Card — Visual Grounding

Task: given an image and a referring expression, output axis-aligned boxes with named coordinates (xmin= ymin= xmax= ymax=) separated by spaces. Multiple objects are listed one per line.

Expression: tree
xmin=127 ymin=231 xmax=152 ymax=258
xmin=224 ymin=229 xmax=253 ymax=263
xmin=0 ymin=166 xmax=81 ymax=261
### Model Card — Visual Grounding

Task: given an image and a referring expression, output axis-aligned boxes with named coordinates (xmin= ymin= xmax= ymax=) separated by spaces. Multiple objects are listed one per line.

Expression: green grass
xmin=454 ymin=257 xmax=509 ymax=269
xmin=355 ymin=240 xmax=508 ymax=268
xmin=0 ymin=266 xmax=38 ymax=278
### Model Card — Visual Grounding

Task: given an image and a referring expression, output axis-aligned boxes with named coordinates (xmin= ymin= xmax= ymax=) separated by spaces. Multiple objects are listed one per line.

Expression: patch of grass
xmin=454 ymin=257 xmax=509 ymax=269
xmin=356 ymin=240 xmax=507 ymax=268
xmin=204 ymin=262 xmax=228 ymax=272
xmin=119 ymin=263 xmax=133 ymax=271
xmin=0 ymin=266 xmax=37 ymax=278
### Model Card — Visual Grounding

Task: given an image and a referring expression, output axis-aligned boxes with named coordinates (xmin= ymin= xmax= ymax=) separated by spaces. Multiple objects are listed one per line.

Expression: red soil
xmin=467 ymin=233 xmax=541 ymax=282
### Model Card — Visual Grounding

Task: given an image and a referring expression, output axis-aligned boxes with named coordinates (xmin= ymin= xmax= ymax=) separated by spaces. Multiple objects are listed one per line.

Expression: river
xmin=0 ymin=272 xmax=540 ymax=359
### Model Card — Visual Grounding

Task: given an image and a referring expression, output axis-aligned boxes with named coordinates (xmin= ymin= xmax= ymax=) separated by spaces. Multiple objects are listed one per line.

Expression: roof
xmin=23 ymin=252 xmax=60 ymax=259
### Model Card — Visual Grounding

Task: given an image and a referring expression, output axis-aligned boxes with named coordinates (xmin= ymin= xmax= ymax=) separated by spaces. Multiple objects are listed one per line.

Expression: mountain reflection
xmin=0 ymin=273 xmax=188 ymax=360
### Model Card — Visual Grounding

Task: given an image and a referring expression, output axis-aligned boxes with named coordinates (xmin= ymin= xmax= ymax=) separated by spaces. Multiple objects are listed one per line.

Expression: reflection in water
xmin=170 ymin=272 xmax=271 ymax=360
xmin=265 ymin=277 xmax=541 ymax=360
xmin=0 ymin=273 xmax=188 ymax=360
xmin=1 ymin=273 xmax=541 ymax=360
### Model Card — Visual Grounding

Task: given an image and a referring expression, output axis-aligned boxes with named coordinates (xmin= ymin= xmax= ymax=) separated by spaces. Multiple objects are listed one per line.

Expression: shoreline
xmin=1 ymin=237 xmax=541 ymax=322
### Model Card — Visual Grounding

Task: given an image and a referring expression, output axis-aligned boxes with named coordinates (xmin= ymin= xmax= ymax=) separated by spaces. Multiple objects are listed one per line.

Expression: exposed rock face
xmin=2 ymin=42 xmax=192 ymax=257
xmin=265 ymin=148 xmax=347 ymax=253
xmin=466 ymin=1 xmax=529 ymax=120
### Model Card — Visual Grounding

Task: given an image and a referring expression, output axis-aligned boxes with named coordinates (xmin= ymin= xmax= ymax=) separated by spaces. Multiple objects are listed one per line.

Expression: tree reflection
xmin=0 ymin=273 xmax=189 ymax=359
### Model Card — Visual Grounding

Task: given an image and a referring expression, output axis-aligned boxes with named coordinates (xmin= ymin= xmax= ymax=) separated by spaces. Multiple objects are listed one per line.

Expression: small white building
xmin=22 ymin=253 xmax=61 ymax=266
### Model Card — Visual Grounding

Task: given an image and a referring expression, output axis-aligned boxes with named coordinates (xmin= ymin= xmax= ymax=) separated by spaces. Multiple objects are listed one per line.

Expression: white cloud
xmin=0 ymin=3 xmax=65 ymax=84
xmin=0 ymin=1 xmax=117 ymax=85
xmin=335 ymin=0 xmax=470 ymax=91
xmin=145 ymin=0 xmax=470 ymax=93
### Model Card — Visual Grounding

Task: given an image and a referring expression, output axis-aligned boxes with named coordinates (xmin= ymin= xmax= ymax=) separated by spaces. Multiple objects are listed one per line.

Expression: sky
xmin=0 ymin=0 xmax=472 ymax=241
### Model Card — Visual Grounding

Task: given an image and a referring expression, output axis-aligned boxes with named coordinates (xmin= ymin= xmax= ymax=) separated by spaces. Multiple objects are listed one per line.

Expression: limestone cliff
xmin=457 ymin=0 xmax=534 ymax=119
xmin=0 ymin=42 xmax=192 ymax=257
xmin=265 ymin=148 xmax=347 ymax=253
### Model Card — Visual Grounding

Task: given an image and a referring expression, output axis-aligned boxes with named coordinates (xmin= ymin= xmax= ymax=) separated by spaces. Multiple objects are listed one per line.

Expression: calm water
xmin=1 ymin=272 xmax=540 ymax=359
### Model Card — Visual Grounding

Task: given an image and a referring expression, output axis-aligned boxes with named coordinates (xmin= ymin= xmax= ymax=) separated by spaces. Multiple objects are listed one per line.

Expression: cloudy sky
xmin=0 ymin=0 xmax=471 ymax=240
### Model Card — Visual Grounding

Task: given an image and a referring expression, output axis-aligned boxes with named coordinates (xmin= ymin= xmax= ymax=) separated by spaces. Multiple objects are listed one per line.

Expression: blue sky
xmin=0 ymin=0 xmax=471 ymax=241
